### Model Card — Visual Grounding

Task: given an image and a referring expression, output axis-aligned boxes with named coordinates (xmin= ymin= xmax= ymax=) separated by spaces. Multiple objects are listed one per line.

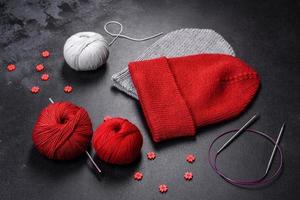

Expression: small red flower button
xmin=159 ymin=184 xmax=168 ymax=193
xmin=41 ymin=50 xmax=50 ymax=58
xmin=147 ymin=152 xmax=156 ymax=160
xmin=7 ymin=64 xmax=16 ymax=72
xmin=31 ymin=86 xmax=40 ymax=94
xmin=186 ymin=154 xmax=196 ymax=163
xmin=41 ymin=73 xmax=49 ymax=81
xmin=35 ymin=64 xmax=44 ymax=72
xmin=64 ymin=85 xmax=72 ymax=93
xmin=184 ymin=172 xmax=193 ymax=181
xmin=133 ymin=172 xmax=143 ymax=181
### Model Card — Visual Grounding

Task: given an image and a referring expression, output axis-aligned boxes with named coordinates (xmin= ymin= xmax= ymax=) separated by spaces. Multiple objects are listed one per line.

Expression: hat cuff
xmin=129 ymin=57 xmax=196 ymax=142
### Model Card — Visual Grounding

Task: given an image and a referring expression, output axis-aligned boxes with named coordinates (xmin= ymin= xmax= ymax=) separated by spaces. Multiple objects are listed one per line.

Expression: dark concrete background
xmin=0 ymin=0 xmax=299 ymax=199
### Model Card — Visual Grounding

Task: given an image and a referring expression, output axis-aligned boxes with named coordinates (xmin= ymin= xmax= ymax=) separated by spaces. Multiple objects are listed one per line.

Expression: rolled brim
xmin=129 ymin=57 xmax=196 ymax=142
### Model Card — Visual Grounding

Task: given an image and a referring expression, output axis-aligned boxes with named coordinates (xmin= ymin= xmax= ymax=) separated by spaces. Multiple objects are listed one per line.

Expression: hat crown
xmin=168 ymin=54 xmax=260 ymax=126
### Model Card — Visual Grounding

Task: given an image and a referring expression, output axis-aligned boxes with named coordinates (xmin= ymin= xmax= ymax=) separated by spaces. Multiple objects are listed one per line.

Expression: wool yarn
xmin=63 ymin=21 xmax=162 ymax=71
xmin=93 ymin=117 xmax=143 ymax=165
xmin=32 ymin=102 xmax=93 ymax=160
xmin=63 ymin=32 xmax=109 ymax=71
xmin=112 ymin=28 xmax=235 ymax=99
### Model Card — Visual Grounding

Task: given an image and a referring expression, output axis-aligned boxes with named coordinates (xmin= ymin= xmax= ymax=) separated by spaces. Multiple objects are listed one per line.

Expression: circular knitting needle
xmin=48 ymin=97 xmax=101 ymax=173
xmin=264 ymin=122 xmax=285 ymax=175
xmin=217 ymin=114 xmax=259 ymax=155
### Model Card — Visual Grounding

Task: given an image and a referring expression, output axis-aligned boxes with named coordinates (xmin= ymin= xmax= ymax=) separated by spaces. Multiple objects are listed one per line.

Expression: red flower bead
xmin=133 ymin=172 xmax=143 ymax=181
xmin=41 ymin=50 xmax=50 ymax=58
xmin=186 ymin=154 xmax=196 ymax=163
xmin=41 ymin=73 xmax=49 ymax=81
xmin=159 ymin=184 xmax=168 ymax=193
xmin=184 ymin=172 xmax=193 ymax=181
xmin=31 ymin=86 xmax=40 ymax=94
xmin=64 ymin=85 xmax=72 ymax=93
xmin=35 ymin=64 xmax=45 ymax=72
xmin=147 ymin=152 xmax=156 ymax=160
xmin=7 ymin=64 xmax=16 ymax=72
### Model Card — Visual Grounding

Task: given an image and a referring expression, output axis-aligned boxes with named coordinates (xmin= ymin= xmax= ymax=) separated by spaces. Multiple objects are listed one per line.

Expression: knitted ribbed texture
xmin=129 ymin=54 xmax=260 ymax=142
xmin=112 ymin=29 xmax=235 ymax=99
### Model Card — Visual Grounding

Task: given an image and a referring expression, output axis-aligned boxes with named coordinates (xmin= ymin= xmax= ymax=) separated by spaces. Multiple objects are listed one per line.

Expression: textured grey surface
xmin=112 ymin=28 xmax=235 ymax=99
xmin=0 ymin=0 xmax=300 ymax=200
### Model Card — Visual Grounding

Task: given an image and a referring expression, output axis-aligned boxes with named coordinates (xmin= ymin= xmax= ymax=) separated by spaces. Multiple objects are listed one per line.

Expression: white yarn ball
xmin=63 ymin=32 xmax=109 ymax=71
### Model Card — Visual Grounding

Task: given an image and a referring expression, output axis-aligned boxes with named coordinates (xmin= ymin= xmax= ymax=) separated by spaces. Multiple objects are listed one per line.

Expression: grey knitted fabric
xmin=111 ymin=28 xmax=235 ymax=99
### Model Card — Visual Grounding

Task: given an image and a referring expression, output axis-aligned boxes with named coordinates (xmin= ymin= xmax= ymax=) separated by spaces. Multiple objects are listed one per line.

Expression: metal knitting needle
xmin=49 ymin=97 xmax=54 ymax=104
xmin=48 ymin=97 xmax=101 ymax=173
xmin=264 ymin=122 xmax=285 ymax=175
xmin=85 ymin=151 xmax=101 ymax=173
xmin=217 ymin=114 xmax=259 ymax=155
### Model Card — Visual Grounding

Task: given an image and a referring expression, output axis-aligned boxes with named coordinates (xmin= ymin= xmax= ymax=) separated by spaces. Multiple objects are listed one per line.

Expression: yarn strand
xmin=48 ymin=97 xmax=101 ymax=173
xmin=104 ymin=21 xmax=163 ymax=46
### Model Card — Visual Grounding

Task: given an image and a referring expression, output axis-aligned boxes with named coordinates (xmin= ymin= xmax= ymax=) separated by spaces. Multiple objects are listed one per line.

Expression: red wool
xmin=93 ymin=117 xmax=143 ymax=165
xmin=32 ymin=102 xmax=93 ymax=160
xmin=129 ymin=54 xmax=260 ymax=142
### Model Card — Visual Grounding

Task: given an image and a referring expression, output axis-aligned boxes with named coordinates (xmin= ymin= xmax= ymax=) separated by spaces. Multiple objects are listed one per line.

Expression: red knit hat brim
xmin=129 ymin=57 xmax=196 ymax=142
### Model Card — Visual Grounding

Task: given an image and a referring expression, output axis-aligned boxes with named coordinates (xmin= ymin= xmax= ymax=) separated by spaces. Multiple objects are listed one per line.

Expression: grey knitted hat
xmin=111 ymin=28 xmax=235 ymax=99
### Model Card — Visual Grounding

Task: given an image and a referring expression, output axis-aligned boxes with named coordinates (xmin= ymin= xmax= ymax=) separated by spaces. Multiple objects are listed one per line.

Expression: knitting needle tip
xmin=281 ymin=122 xmax=286 ymax=130
xmin=217 ymin=114 xmax=259 ymax=155
xmin=49 ymin=97 xmax=54 ymax=104
xmin=85 ymin=151 xmax=102 ymax=173
xmin=264 ymin=122 xmax=285 ymax=175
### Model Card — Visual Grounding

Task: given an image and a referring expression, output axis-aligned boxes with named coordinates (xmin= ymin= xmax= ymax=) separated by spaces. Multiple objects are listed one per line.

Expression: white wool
xmin=63 ymin=32 xmax=109 ymax=71
xmin=63 ymin=21 xmax=162 ymax=71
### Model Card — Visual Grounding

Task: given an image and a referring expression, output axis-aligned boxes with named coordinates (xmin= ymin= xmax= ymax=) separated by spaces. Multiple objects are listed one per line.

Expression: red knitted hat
xmin=129 ymin=54 xmax=260 ymax=142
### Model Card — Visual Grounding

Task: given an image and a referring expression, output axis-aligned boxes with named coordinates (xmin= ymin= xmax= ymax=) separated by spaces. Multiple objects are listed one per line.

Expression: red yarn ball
xmin=93 ymin=117 xmax=143 ymax=165
xmin=32 ymin=102 xmax=93 ymax=160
